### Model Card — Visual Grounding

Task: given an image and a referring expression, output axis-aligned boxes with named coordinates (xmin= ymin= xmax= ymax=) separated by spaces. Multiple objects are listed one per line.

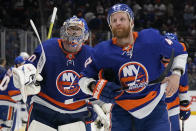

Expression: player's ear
xmin=130 ymin=20 xmax=134 ymax=30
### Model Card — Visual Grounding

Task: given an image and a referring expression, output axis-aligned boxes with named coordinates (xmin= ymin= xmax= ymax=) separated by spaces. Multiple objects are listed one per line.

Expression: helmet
xmin=164 ymin=33 xmax=178 ymax=41
xmin=60 ymin=16 xmax=89 ymax=48
xmin=14 ymin=56 xmax=25 ymax=65
xmin=107 ymin=4 xmax=134 ymax=25
xmin=20 ymin=52 xmax=30 ymax=60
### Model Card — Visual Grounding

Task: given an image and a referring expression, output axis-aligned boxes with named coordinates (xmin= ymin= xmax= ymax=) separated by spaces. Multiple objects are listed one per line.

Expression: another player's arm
xmin=179 ymin=67 xmax=191 ymax=120
xmin=159 ymin=36 xmax=188 ymax=97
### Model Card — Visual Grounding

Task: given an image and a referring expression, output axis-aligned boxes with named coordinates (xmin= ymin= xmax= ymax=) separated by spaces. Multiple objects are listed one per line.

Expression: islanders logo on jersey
xmin=118 ymin=62 xmax=149 ymax=93
xmin=56 ymin=70 xmax=80 ymax=96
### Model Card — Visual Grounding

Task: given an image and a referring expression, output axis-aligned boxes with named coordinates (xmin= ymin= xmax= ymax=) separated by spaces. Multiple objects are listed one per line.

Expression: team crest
xmin=56 ymin=70 xmax=80 ymax=96
xmin=118 ymin=62 xmax=149 ymax=93
xmin=165 ymin=38 xmax=173 ymax=45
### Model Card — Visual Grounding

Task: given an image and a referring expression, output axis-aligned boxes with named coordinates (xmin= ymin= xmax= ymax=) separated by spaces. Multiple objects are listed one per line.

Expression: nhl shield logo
xmin=118 ymin=62 xmax=149 ymax=93
xmin=56 ymin=70 xmax=80 ymax=96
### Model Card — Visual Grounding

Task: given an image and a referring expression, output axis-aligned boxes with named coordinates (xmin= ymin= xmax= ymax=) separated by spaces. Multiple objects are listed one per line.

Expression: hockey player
xmin=18 ymin=52 xmax=30 ymax=124
xmin=12 ymin=16 xmax=97 ymax=131
xmin=20 ymin=52 xmax=30 ymax=60
xmin=0 ymin=56 xmax=24 ymax=131
xmin=78 ymin=4 xmax=188 ymax=131
xmin=0 ymin=58 xmax=6 ymax=82
xmin=163 ymin=33 xmax=191 ymax=131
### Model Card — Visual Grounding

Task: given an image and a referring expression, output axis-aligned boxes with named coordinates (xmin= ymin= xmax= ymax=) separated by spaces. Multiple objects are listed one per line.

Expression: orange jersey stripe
xmin=115 ymin=91 xmax=157 ymax=111
xmin=112 ymin=32 xmax=139 ymax=47
xmin=98 ymin=69 xmax=104 ymax=80
xmin=167 ymin=96 xmax=180 ymax=110
xmin=26 ymin=104 xmax=33 ymax=131
xmin=38 ymin=92 xmax=86 ymax=110
xmin=120 ymin=74 xmax=144 ymax=82
xmin=8 ymin=90 xmax=21 ymax=97
xmin=0 ymin=95 xmax=16 ymax=102
xmin=179 ymin=42 xmax=186 ymax=51
xmin=93 ymin=79 xmax=108 ymax=99
xmin=179 ymin=85 xmax=189 ymax=93
xmin=133 ymin=32 xmax=138 ymax=40
xmin=58 ymin=81 xmax=78 ymax=85
xmin=7 ymin=106 xmax=13 ymax=120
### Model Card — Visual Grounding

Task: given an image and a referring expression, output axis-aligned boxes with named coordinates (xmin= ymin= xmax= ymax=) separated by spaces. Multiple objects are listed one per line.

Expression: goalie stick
xmin=30 ymin=7 xmax=57 ymax=74
xmin=30 ymin=20 xmax=46 ymax=77
xmin=14 ymin=20 xmax=46 ymax=103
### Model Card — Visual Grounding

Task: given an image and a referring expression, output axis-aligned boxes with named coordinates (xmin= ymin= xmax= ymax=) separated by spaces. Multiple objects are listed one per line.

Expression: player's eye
xmin=112 ymin=19 xmax=117 ymax=23
xmin=120 ymin=17 xmax=125 ymax=21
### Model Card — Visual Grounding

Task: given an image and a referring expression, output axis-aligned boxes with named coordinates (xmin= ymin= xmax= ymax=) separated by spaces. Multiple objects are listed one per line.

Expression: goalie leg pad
xmin=28 ymin=120 xmax=57 ymax=131
xmin=58 ymin=121 xmax=86 ymax=131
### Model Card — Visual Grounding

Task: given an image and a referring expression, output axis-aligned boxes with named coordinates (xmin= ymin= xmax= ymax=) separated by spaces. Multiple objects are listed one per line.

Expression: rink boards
xmin=189 ymin=91 xmax=196 ymax=115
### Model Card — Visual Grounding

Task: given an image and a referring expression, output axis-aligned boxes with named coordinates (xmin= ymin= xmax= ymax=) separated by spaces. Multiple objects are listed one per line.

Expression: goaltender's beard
xmin=112 ymin=25 xmax=131 ymax=39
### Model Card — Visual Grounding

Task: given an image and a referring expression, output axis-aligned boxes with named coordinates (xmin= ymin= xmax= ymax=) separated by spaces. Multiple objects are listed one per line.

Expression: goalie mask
xmin=60 ymin=16 xmax=89 ymax=52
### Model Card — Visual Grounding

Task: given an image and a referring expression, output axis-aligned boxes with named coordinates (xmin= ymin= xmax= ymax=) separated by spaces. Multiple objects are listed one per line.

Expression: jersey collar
xmin=58 ymin=39 xmax=83 ymax=60
xmin=112 ymin=32 xmax=138 ymax=51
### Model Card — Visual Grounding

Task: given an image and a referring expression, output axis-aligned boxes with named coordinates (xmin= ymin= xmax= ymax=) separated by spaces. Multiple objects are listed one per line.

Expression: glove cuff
xmin=93 ymin=79 xmax=108 ymax=99
xmin=180 ymin=100 xmax=191 ymax=111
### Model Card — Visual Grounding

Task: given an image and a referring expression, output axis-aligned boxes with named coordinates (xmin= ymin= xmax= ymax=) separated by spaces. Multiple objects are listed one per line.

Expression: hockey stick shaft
xmin=47 ymin=7 xmax=57 ymax=39
xmin=182 ymin=120 xmax=184 ymax=131
xmin=30 ymin=19 xmax=46 ymax=74
xmin=69 ymin=49 xmax=175 ymax=101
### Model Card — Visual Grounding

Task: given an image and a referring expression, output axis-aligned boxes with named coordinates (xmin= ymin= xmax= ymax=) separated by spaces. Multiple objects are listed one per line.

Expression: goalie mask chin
xmin=60 ymin=16 xmax=89 ymax=53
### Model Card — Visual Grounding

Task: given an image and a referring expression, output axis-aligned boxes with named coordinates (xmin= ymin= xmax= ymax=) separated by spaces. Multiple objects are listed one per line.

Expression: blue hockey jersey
xmin=81 ymin=29 xmax=187 ymax=119
xmin=0 ymin=66 xmax=6 ymax=82
xmin=166 ymin=68 xmax=189 ymax=116
xmin=0 ymin=67 xmax=21 ymax=106
xmin=163 ymin=42 xmax=189 ymax=116
xmin=28 ymin=38 xmax=93 ymax=113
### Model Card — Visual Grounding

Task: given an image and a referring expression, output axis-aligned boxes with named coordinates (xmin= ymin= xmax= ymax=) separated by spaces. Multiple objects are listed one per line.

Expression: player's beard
xmin=112 ymin=25 xmax=130 ymax=39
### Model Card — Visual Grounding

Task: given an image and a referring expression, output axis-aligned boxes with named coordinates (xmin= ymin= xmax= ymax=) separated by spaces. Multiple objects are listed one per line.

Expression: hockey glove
xmin=93 ymin=104 xmax=110 ymax=130
xmin=85 ymin=103 xmax=98 ymax=124
xmin=99 ymin=68 xmax=116 ymax=82
xmin=180 ymin=100 xmax=191 ymax=120
xmin=12 ymin=64 xmax=43 ymax=103
xmin=91 ymin=79 xmax=122 ymax=103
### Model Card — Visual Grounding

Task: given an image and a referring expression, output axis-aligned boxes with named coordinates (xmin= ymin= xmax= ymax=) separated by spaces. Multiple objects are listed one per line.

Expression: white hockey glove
xmin=93 ymin=104 xmax=110 ymax=130
xmin=12 ymin=64 xmax=43 ymax=103
xmin=78 ymin=77 xmax=95 ymax=95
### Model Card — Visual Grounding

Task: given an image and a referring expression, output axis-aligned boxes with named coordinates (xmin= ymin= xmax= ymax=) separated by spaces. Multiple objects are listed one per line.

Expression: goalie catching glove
xmin=12 ymin=63 xmax=43 ymax=103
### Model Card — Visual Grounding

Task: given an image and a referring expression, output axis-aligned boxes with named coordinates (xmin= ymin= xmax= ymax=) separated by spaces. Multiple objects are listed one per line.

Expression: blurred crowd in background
xmin=0 ymin=0 xmax=196 ymax=89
